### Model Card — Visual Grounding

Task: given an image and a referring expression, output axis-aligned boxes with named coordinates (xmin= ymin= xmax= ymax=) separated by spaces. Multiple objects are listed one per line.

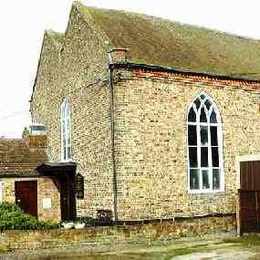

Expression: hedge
xmin=0 ymin=203 xmax=59 ymax=230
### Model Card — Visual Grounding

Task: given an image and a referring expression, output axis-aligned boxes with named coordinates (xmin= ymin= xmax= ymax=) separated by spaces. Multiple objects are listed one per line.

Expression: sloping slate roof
xmin=0 ymin=139 xmax=47 ymax=177
xmin=78 ymin=3 xmax=260 ymax=80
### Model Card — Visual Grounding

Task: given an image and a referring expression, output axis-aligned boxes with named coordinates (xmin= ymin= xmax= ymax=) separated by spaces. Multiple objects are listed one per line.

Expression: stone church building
xmin=30 ymin=1 xmax=260 ymax=228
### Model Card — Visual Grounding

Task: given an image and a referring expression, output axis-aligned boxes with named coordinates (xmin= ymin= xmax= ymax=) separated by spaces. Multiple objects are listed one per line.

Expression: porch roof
xmin=36 ymin=162 xmax=77 ymax=176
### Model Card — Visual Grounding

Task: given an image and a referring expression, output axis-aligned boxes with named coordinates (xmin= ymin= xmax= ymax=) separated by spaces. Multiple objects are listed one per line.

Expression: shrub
xmin=0 ymin=202 xmax=59 ymax=230
xmin=76 ymin=216 xmax=97 ymax=226
xmin=76 ymin=212 xmax=113 ymax=227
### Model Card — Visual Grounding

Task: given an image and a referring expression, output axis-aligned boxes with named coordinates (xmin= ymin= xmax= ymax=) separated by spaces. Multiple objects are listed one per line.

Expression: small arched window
xmin=60 ymin=98 xmax=71 ymax=161
xmin=187 ymin=93 xmax=223 ymax=192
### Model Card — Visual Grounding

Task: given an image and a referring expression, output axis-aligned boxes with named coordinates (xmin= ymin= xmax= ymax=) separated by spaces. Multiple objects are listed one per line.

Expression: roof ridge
xmin=31 ymin=1 xmax=260 ymax=82
xmin=78 ymin=2 xmax=260 ymax=42
xmin=75 ymin=2 xmax=260 ymax=80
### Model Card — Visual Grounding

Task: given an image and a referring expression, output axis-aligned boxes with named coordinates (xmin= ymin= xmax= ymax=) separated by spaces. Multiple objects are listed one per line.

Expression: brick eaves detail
xmin=131 ymin=68 xmax=260 ymax=92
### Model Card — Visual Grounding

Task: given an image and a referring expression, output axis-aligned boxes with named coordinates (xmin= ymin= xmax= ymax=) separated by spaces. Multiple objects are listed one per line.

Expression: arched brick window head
xmin=187 ymin=93 xmax=224 ymax=193
xmin=61 ymin=98 xmax=72 ymax=161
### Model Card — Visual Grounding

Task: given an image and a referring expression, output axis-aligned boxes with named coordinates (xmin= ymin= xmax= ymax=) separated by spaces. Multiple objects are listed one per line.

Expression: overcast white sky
xmin=0 ymin=0 xmax=260 ymax=138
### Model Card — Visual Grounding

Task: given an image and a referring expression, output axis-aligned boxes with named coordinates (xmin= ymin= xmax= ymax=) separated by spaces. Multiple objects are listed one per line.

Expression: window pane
xmin=200 ymin=107 xmax=207 ymax=122
xmin=61 ymin=105 xmax=65 ymax=119
xmin=67 ymin=146 xmax=71 ymax=160
xmin=210 ymin=126 xmax=218 ymax=146
xmin=67 ymin=132 xmax=71 ymax=146
xmin=66 ymin=115 xmax=70 ymax=127
xmin=205 ymin=99 xmax=212 ymax=110
xmin=188 ymin=107 xmax=196 ymax=122
xmin=67 ymin=120 xmax=71 ymax=146
xmin=189 ymin=147 xmax=198 ymax=167
xmin=210 ymin=110 xmax=217 ymax=123
xmin=62 ymin=124 xmax=66 ymax=140
xmin=190 ymin=169 xmax=200 ymax=190
xmin=62 ymin=119 xmax=66 ymax=159
xmin=202 ymin=170 xmax=210 ymax=189
xmin=63 ymin=146 xmax=67 ymax=160
xmin=212 ymin=147 xmax=219 ymax=167
xmin=63 ymin=131 xmax=66 ymax=146
xmin=200 ymin=126 xmax=208 ymax=145
xmin=188 ymin=125 xmax=197 ymax=145
xmin=201 ymin=147 xmax=208 ymax=167
xmin=200 ymin=94 xmax=206 ymax=100
xmin=194 ymin=98 xmax=201 ymax=109
xmin=213 ymin=169 xmax=220 ymax=190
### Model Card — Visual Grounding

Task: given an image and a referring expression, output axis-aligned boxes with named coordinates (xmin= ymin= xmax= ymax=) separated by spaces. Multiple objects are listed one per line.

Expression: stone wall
xmin=0 ymin=215 xmax=235 ymax=251
xmin=37 ymin=177 xmax=61 ymax=222
xmin=112 ymin=67 xmax=260 ymax=220
xmin=2 ymin=177 xmax=60 ymax=222
xmin=30 ymin=4 xmax=115 ymax=218
xmin=3 ymin=179 xmax=15 ymax=204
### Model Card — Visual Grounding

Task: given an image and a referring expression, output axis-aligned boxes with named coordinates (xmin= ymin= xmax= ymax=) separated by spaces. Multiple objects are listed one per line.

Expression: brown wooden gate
xmin=239 ymin=161 xmax=260 ymax=234
xmin=239 ymin=190 xmax=260 ymax=233
xmin=15 ymin=181 xmax=38 ymax=218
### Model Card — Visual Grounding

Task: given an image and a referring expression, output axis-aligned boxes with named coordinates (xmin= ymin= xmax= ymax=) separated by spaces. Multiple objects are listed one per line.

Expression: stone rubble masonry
xmin=37 ymin=177 xmax=61 ymax=222
xmin=112 ymin=67 xmax=260 ymax=220
xmin=3 ymin=179 xmax=15 ymax=204
xmin=0 ymin=215 xmax=235 ymax=251
xmin=30 ymin=2 xmax=260 ymax=221
xmin=31 ymin=4 xmax=114 ymax=218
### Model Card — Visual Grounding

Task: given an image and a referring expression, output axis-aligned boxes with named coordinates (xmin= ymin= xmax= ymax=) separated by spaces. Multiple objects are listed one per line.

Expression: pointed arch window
xmin=187 ymin=93 xmax=224 ymax=192
xmin=61 ymin=98 xmax=72 ymax=161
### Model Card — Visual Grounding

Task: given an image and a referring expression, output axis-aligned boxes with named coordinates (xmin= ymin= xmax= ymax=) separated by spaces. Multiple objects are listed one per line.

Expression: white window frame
xmin=60 ymin=98 xmax=72 ymax=162
xmin=187 ymin=92 xmax=224 ymax=193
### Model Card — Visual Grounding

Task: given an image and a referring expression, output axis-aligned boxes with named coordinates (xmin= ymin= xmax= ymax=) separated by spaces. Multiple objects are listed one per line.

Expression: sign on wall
xmin=76 ymin=173 xmax=84 ymax=199
xmin=42 ymin=198 xmax=52 ymax=209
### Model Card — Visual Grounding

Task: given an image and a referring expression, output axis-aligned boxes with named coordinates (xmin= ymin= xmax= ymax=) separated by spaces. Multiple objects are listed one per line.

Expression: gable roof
xmin=77 ymin=3 xmax=260 ymax=80
xmin=0 ymin=137 xmax=48 ymax=177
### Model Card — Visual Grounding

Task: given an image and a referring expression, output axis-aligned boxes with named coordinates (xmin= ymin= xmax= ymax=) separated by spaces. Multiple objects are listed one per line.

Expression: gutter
xmin=108 ymin=64 xmax=118 ymax=223
xmin=110 ymin=62 xmax=260 ymax=83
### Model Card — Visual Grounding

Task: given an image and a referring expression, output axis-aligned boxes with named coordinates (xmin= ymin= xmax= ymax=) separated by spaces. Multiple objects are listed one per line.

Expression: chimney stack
xmin=23 ymin=123 xmax=48 ymax=148
xmin=108 ymin=48 xmax=128 ymax=64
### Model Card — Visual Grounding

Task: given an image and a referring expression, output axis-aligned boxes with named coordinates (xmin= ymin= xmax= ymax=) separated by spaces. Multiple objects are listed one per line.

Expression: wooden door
xmin=15 ymin=181 xmax=38 ymax=218
xmin=239 ymin=161 xmax=260 ymax=234
xmin=240 ymin=161 xmax=260 ymax=191
xmin=239 ymin=190 xmax=259 ymax=233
